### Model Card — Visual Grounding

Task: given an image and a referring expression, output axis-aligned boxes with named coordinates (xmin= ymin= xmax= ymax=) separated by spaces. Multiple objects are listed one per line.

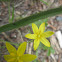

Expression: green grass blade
xmin=40 ymin=0 xmax=48 ymax=5
xmin=11 ymin=4 xmax=14 ymax=22
xmin=0 ymin=6 xmax=62 ymax=33
xmin=8 ymin=3 xmax=14 ymax=23
xmin=8 ymin=2 xmax=11 ymax=23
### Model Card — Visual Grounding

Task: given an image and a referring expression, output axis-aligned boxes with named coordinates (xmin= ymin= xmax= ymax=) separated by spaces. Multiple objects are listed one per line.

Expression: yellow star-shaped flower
xmin=25 ymin=23 xmax=54 ymax=50
xmin=4 ymin=42 xmax=36 ymax=62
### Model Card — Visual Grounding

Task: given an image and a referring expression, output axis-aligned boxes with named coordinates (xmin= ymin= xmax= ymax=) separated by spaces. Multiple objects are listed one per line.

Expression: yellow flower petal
xmin=21 ymin=54 xmax=36 ymax=61
xmin=7 ymin=60 xmax=17 ymax=62
xmin=39 ymin=23 xmax=45 ymax=33
xmin=7 ymin=61 xmax=16 ymax=62
xmin=42 ymin=31 xmax=54 ymax=38
xmin=4 ymin=55 xmax=16 ymax=62
xmin=6 ymin=42 xmax=17 ymax=54
xmin=40 ymin=37 xmax=50 ymax=47
xmin=25 ymin=34 xmax=37 ymax=39
xmin=18 ymin=59 xmax=23 ymax=62
xmin=34 ymin=39 xmax=40 ymax=50
xmin=17 ymin=42 xmax=27 ymax=56
xmin=32 ymin=23 xmax=38 ymax=34
xmin=7 ymin=61 xmax=15 ymax=62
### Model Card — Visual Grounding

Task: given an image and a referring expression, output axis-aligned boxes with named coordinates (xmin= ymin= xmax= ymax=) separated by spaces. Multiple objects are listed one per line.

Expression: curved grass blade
xmin=0 ymin=6 xmax=62 ymax=33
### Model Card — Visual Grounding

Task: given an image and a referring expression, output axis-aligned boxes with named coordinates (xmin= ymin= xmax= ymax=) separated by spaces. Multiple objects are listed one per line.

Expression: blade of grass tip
xmin=40 ymin=0 xmax=48 ymax=5
xmin=0 ymin=39 xmax=19 ymax=47
xmin=11 ymin=4 xmax=14 ymax=22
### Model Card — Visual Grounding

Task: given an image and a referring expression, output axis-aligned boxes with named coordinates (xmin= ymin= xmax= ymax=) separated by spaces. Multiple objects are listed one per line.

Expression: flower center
xmin=37 ymin=34 xmax=41 ymax=39
xmin=17 ymin=56 xmax=23 ymax=62
xmin=17 ymin=56 xmax=19 ymax=60
xmin=38 ymin=35 xmax=40 ymax=38
xmin=10 ymin=53 xmax=15 ymax=56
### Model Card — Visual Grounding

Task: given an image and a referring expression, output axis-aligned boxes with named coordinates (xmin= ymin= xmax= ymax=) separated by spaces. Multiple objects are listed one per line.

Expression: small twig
xmin=14 ymin=1 xmax=24 ymax=8
xmin=48 ymin=23 xmax=56 ymax=30
xmin=58 ymin=54 xmax=61 ymax=62
xmin=50 ymin=54 xmax=56 ymax=62
xmin=28 ymin=42 xmax=33 ymax=54
xmin=26 ymin=41 xmax=29 ymax=54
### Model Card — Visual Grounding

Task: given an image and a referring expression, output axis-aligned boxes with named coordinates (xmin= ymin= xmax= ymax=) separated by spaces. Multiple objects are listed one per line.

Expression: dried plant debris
xmin=0 ymin=0 xmax=62 ymax=62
